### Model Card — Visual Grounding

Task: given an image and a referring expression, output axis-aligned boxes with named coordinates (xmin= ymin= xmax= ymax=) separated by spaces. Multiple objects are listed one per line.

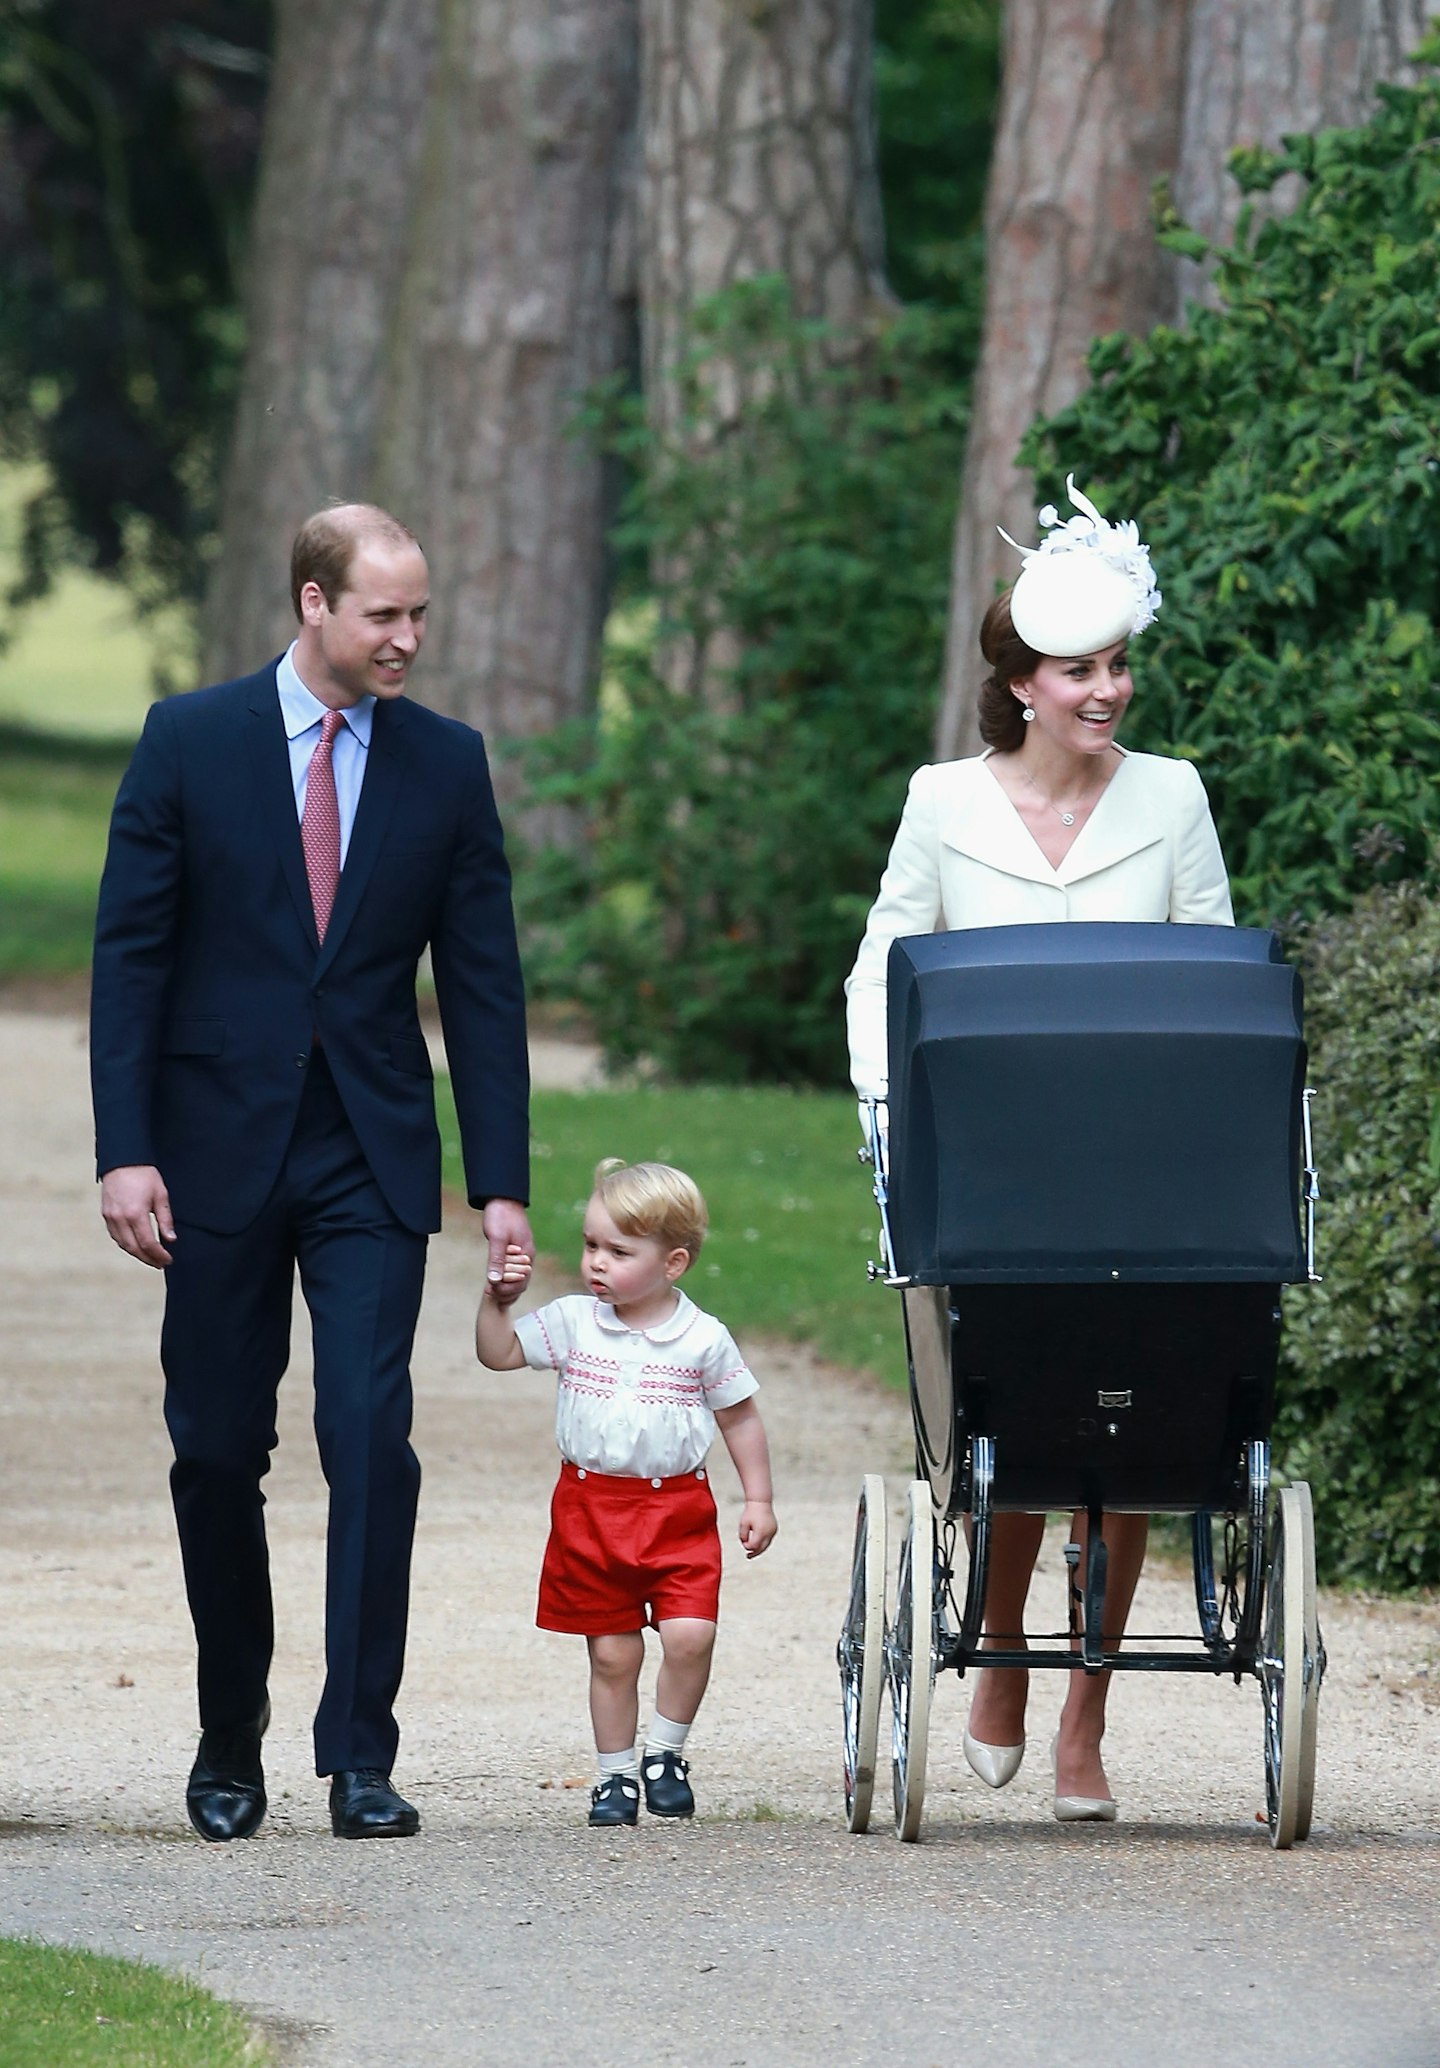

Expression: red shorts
xmin=536 ymin=1460 xmax=723 ymax=1636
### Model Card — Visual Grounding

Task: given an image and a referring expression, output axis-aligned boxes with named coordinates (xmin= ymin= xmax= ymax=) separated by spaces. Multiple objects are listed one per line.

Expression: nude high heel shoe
xmin=1050 ymin=1734 xmax=1117 ymax=1822
xmin=963 ymin=1726 xmax=1025 ymax=1790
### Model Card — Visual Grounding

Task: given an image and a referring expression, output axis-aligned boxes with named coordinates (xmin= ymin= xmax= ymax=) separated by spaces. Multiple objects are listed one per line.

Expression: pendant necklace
xmin=1022 ymin=768 xmax=1090 ymax=828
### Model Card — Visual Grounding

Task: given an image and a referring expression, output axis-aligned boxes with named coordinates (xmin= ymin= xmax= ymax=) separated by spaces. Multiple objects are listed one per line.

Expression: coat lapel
xmin=937 ymin=758 xmax=1058 ymax=889
xmin=315 ymin=695 xmax=409 ymax=976
xmin=1054 ymin=754 xmax=1165 ymax=886
xmin=244 ymin=665 xmax=318 ymax=950
xmin=938 ymin=750 xmax=1165 ymax=890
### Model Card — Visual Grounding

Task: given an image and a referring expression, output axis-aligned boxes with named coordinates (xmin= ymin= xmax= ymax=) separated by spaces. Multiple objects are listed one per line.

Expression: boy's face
xmin=581 ymin=1198 xmax=688 ymax=1319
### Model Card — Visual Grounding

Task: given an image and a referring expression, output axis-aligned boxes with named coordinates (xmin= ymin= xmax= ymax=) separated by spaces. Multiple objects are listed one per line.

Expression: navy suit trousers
xmin=160 ymin=1050 xmax=427 ymax=1776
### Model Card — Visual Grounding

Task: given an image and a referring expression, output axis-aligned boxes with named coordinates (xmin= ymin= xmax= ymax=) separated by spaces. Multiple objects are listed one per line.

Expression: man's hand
xmin=481 ymin=1198 xmax=534 ymax=1306
xmin=101 ymin=1164 xmax=176 ymax=1268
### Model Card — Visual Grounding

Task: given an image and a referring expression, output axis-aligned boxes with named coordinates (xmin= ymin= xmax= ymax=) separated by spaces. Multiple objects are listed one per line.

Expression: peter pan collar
xmin=593 ymin=1289 xmax=697 ymax=1342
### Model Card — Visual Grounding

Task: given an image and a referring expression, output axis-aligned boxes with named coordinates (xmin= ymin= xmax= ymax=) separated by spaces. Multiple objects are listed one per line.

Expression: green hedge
xmin=1025 ymin=47 xmax=1440 ymax=926
xmin=1276 ymin=876 xmax=1440 ymax=1589
xmin=517 ymin=280 xmax=967 ymax=1085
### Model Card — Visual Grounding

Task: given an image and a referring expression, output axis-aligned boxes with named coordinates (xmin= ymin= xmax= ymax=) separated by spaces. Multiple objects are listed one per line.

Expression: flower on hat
xmin=1000 ymin=477 xmax=1162 ymax=637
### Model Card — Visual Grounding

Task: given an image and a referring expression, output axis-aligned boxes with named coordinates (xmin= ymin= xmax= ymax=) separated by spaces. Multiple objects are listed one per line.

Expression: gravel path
xmin=2 ymin=1006 xmax=1438 ymax=2066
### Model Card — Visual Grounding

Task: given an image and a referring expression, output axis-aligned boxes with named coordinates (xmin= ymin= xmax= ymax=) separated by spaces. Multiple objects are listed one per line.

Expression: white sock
xmin=596 ymin=1746 xmax=639 ymax=1781
xmin=644 ymin=1713 xmax=691 ymax=1759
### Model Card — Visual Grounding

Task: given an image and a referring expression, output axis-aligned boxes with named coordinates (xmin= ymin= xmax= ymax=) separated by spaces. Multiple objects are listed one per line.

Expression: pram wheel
xmin=888 ymin=1480 xmax=938 ymax=1842
xmin=1260 ymin=1481 xmax=1321 ymax=1848
xmin=838 ymin=1474 xmax=888 ymax=1833
xmin=1291 ymin=1482 xmax=1324 ymax=1842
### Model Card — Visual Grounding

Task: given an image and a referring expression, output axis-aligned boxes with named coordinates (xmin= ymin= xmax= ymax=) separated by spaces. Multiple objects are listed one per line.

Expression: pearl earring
xmin=1021 ymin=705 xmax=1035 ymax=722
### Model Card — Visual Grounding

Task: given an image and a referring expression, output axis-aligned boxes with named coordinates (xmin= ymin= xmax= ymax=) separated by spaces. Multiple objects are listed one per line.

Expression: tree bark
xmin=1173 ymin=0 xmax=1440 ymax=309
xmin=202 ymin=0 xmax=440 ymax=680
xmin=935 ymin=0 xmax=1440 ymax=762
xmin=935 ymin=0 xmax=1187 ymax=763
xmin=204 ymin=0 xmax=639 ymax=813
xmin=639 ymin=0 xmax=889 ymax=434
xmin=373 ymin=0 xmax=639 ymax=771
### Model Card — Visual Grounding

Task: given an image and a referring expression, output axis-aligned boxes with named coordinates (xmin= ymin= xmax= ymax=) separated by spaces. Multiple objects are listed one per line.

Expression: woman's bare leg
xmin=965 ymin=1511 xmax=1046 ymax=1747
xmin=1054 ymin=1511 xmax=1149 ymax=1802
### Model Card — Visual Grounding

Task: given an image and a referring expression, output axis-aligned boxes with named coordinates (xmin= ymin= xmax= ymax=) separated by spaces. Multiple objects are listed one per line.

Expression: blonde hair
xmin=592 ymin=1158 xmax=708 ymax=1261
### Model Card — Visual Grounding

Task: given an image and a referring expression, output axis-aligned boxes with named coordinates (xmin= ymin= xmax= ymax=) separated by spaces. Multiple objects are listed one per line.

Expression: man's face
xmin=300 ymin=540 xmax=430 ymax=706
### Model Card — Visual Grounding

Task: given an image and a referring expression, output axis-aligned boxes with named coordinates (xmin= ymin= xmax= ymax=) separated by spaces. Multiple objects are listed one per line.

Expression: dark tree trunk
xmin=204 ymin=0 xmax=639 ymax=827
xmin=202 ymin=0 xmax=439 ymax=680
xmin=373 ymin=0 xmax=639 ymax=778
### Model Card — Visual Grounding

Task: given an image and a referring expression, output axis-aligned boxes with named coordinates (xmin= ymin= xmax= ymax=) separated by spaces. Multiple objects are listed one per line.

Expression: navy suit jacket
xmin=91 ymin=663 xmax=529 ymax=1235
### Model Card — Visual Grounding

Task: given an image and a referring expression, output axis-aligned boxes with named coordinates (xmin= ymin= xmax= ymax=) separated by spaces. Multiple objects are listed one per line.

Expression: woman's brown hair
xmin=976 ymin=590 xmax=1042 ymax=752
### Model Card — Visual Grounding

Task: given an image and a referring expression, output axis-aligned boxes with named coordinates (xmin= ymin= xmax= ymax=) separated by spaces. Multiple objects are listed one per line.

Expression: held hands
xmin=100 ymin=1164 xmax=176 ymax=1268
xmin=481 ymin=1198 xmax=534 ymax=1307
xmin=738 ymin=1500 xmax=778 ymax=1559
xmin=483 ymin=1244 xmax=533 ymax=1301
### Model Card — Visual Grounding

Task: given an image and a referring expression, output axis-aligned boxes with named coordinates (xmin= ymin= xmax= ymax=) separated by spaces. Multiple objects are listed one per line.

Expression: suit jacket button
xmin=295 ymin=1053 xmax=307 ymax=1068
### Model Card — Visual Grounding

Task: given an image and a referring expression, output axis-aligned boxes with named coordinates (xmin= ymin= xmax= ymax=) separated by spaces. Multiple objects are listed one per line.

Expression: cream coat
xmin=845 ymin=746 xmax=1234 ymax=1101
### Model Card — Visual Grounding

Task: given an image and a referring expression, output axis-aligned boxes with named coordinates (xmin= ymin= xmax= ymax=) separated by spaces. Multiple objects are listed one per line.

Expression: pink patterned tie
xmin=301 ymin=708 xmax=345 ymax=942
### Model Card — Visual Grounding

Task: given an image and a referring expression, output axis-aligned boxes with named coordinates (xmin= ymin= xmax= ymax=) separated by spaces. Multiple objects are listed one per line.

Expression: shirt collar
xmin=276 ymin=641 xmax=375 ymax=747
xmin=592 ymin=1288 xmax=697 ymax=1343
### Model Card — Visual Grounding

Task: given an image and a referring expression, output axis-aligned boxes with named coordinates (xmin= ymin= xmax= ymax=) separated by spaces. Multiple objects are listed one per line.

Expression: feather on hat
xmin=1000 ymin=477 xmax=1161 ymax=657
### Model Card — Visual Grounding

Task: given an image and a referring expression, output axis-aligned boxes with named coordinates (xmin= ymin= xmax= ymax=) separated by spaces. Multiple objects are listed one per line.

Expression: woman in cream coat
xmin=846 ymin=481 xmax=1232 ymax=1822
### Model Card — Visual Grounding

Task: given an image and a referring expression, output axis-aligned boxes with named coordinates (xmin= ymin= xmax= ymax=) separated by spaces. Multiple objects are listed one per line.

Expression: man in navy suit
xmin=91 ymin=503 xmax=532 ymax=1841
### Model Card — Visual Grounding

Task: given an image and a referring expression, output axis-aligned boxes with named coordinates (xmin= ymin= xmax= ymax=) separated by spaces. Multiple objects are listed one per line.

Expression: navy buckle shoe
xmin=642 ymin=1750 xmax=694 ymax=1820
xmin=588 ymin=1774 xmax=640 ymax=1827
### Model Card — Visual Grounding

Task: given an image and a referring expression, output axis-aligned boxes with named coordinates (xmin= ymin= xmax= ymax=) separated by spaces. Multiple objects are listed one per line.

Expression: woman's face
xmin=1014 ymin=639 xmax=1133 ymax=754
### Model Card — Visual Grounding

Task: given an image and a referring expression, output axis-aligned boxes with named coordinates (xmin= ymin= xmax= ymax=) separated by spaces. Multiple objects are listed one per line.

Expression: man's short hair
xmin=290 ymin=504 xmax=422 ymax=620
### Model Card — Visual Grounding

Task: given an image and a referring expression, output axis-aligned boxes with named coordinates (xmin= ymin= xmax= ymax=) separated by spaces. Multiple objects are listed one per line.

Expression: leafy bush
xmin=1275 ymin=875 xmax=1440 ymax=1589
xmin=1024 ymin=48 xmax=1440 ymax=925
xmin=519 ymin=280 xmax=967 ymax=1084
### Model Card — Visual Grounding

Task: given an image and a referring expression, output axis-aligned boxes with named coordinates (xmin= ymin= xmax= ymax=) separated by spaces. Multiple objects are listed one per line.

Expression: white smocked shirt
xmin=513 ymin=1290 xmax=759 ymax=1479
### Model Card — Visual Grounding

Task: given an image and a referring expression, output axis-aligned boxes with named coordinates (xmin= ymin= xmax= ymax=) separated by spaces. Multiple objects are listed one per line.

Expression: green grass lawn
xmin=0 ymin=1939 xmax=266 ymax=2066
xmin=0 ymin=466 xmax=175 ymax=740
xmin=0 ymin=724 xmax=130 ymax=975
xmin=441 ymin=1079 xmax=907 ymax=1385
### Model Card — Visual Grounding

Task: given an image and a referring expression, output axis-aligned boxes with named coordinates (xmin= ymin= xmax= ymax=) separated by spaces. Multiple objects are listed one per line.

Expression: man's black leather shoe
xmin=186 ymin=1699 xmax=270 ymax=1842
xmin=329 ymin=1769 xmax=420 ymax=1839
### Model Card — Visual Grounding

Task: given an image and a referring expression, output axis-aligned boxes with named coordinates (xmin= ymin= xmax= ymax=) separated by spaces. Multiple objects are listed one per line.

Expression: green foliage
xmin=0 ymin=3 xmax=270 ymax=633
xmin=1023 ymin=60 xmax=1440 ymax=925
xmin=438 ymin=1077 xmax=905 ymax=1384
xmin=0 ymin=1936 xmax=266 ymax=2065
xmin=518 ymin=281 xmax=967 ymax=1085
xmin=1276 ymin=878 xmax=1440 ymax=1590
xmin=0 ymin=724 xmax=129 ymax=975
xmin=873 ymin=0 xmax=1000 ymax=310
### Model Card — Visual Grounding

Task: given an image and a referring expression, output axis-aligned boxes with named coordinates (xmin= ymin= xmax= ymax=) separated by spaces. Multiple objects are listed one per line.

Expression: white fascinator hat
xmin=999 ymin=477 xmax=1161 ymax=658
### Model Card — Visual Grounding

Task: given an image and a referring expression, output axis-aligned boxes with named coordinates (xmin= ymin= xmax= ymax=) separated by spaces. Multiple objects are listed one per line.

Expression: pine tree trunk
xmin=203 ymin=0 xmax=639 ymax=818
xmin=639 ymin=0 xmax=889 ymax=432
xmin=1173 ymin=0 xmax=1440 ymax=307
xmin=202 ymin=0 xmax=439 ymax=680
xmin=935 ymin=0 xmax=1439 ymax=762
xmin=372 ymin=0 xmax=639 ymax=772
xmin=934 ymin=0 xmax=1187 ymax=763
